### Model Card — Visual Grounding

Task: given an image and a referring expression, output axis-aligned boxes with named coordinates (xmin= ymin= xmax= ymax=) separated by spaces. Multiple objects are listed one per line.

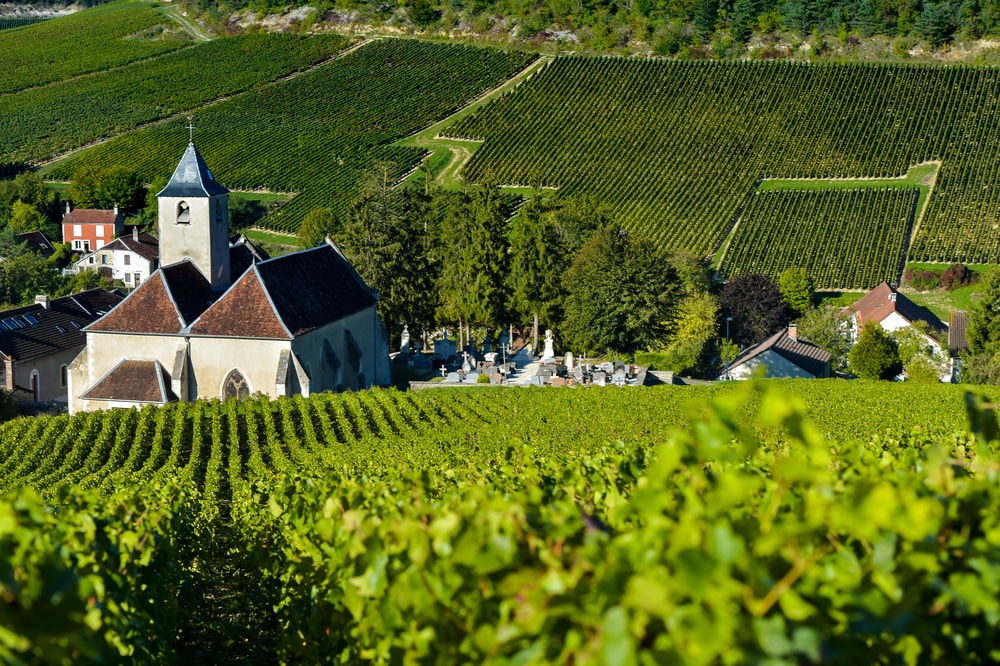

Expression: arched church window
xmin=215 ymin=199 xmax=222 ymax=225
xmin=177 ymin=201 xmax=191 ymax=224
xmin=223 ymin=369 xmax=250 ymax=401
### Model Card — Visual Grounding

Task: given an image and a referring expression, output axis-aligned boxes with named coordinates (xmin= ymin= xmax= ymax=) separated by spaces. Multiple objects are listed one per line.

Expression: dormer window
xmin=177 ymin=201 xmax=191 ymax=225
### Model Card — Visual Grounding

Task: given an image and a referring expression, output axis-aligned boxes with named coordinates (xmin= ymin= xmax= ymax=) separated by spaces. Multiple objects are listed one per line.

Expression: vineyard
xmin=0 ymin=0 xmax=187 ymax=97
xmin=449 ymin=58 xmax=1000 ymax=264
xmin=4 ymin=382 xmax=1000 ymax=661
xmin=719 ymin=187 xmax=919 ymax=289
xmin=46 ymin=40 xmax=537 ymax=231
xmin=0 ymin=33 xmax=352 ymax=165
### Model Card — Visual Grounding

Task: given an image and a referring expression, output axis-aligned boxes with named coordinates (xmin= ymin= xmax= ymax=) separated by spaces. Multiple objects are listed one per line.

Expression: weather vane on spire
xmin=187 ymin=115 xmax=195 ymax=143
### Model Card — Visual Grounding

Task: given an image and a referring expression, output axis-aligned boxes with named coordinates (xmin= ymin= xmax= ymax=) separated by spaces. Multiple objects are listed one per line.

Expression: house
xmin=68 ymin=140 xmax=390 ymax=414
xmin=0 ymin=289 xmax=123 ymax=403
xmin=721 ymin=325 xmax=832 ymax=380
xmin=15 ymin=231 xmax=55 ymax=257
xmin=949 ymin=309 xmax=969 ymax=383
xmin=62 ymin=205 xmax=125 ymax=253
xmin=842 ymin=282 xmax=947 ymax=343
xmin=842 ymin=282 xmax=951 ymax=381
xmin=73 ymin=228 xmax=159 ymax=286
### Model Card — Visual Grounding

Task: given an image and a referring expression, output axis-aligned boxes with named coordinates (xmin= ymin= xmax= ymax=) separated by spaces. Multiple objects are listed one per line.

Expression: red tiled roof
xmin=63 ymin=209 xmax=120 ymax=224
xmin=87 ymin=272 xmax=182 ymax=334
xmin=189 ymin=269 xmax=290 ymax=338
xmin=950 ymin=310 xmax=969 ymax=355
xmin=81 ymin=359 xmax=176 ymax=403
xmin=842 ymin=282 xmax=946 ymax=341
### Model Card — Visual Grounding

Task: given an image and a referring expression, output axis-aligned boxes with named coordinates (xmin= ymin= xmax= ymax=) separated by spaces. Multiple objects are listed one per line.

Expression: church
xmin=68 ymin=141 xmax=390 ymax=414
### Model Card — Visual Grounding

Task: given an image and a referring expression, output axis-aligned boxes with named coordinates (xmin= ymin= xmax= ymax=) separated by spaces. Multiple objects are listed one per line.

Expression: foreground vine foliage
xmin=2 ymin=382 xmax=1000 ymax=663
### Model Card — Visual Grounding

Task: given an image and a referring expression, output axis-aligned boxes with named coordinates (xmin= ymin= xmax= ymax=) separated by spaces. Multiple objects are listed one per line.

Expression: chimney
xmin=113 ymin=205 xmax=119 ymax=216
xmin=64 ymin=202 xmax=70 ymax=217
xmin=787 ymin=324 xmax=798 ymax=341
xmin=133 ymin=226 xmax=139 ymax=242
xmin=889 ymin=292 xmax=897 ymax=303
xmin=34 ymin=294 xmax=50 ymax=310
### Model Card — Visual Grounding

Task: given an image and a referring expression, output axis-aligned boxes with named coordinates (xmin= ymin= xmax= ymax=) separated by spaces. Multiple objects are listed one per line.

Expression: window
xmin=88 ymin=256 xmax=94 ymax=264
xmin=101 ymin=255 xmax=108 ymax=265
xmin=216 ymin=199 xmax=223 ymax=225
xmin=22 ymin=315 xmax=37 ymax=326
xmin=83 ymin=241 xmax=90 ymax=252
xmin=96 ymin=225 xmax=105 ymax=238
xmin=223 ymin=369 xmax=250 ymax=401
xmin=60 ymin=365 xmax=67 ymax=388
xmin=134 ymin=272 xmax=141 ymax=285
xmin=124 ymin=255 xmax=130 ymax=266
xmin=74 ymin=240 xmax=84 ymax=250
xmin=177 ymin=201 xmax=190 ymax=224
xmin=124 ymin=273 xmax=131 ymax=283
xmin=72 ymin=224 xmax=82 ymax=236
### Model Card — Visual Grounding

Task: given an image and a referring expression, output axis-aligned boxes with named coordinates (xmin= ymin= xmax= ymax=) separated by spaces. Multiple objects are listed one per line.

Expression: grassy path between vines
xmin=396 ymin=55 xmax=552 ymax=190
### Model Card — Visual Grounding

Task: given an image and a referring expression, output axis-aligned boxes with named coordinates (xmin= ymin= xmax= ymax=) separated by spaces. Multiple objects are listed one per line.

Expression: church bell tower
xmin=157 ymin=138 xmax=231 ymax=290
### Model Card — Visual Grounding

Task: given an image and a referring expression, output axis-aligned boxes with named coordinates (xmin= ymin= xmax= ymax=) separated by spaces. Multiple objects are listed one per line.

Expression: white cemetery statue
xmin=541 ymin=329 xmax=556 ymax=362
xmin=400 ymin=324 xmax=411 ymax=353
xmin=461 ymin=351 xmax=472 ymax=373
xmin=564 ymin=351 xmax=575 ymax=371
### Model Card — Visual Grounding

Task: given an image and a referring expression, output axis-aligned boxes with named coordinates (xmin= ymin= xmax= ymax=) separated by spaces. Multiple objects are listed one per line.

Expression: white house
xmin=842 ymin=282 xmax=951 ymax=381
xmin=73 ymin=228 xmax=159 ymax=287
xmin=722 ymin=325 xmax=832 ymax=380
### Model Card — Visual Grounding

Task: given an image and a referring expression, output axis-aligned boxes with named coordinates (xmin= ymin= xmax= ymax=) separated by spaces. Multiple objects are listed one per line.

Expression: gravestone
xmin=593 ymin=371 xmax=607 ymax=387
xmin=435 ymin=335 xmax=456 ymax=359
xmin=461 ymin=352 xmax=472 ymax=373
xmin=564 ymin=351 xmax=575 ymax=371
xmin=612 ymin=371 xmax=626 ymax=386
xmin=446 ymin=372 xmax=461 ymax=383
xmin=550 ymin=376 xmax=566 ymax=387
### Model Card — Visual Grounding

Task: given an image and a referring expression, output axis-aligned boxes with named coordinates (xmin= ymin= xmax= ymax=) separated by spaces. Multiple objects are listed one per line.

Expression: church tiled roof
xmin=87 ymin=260 xmax=214 ymax=334
xmin=81 ymin=359 xmax=177 ymax=404
xmin=189 ymin=269 xmax=291 ymax=339
xmin=190 ymin=242 xmax=376 ymax=339
xmin=157 ymin=142 xmax=229 ymax=198
xmin=229 ymin=236 xmax=270 ymax=279
xmin=255 ymin=243 xmax=377 ymax=336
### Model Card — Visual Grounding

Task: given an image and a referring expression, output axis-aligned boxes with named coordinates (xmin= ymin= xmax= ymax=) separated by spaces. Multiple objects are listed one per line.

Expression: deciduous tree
xmin=849 ymin=320 xmax=901 ymax=380
xmin=718 ymin=273 xmax=790 ymax=347
xmin=779 ymin=267 xmax=814 ymax=316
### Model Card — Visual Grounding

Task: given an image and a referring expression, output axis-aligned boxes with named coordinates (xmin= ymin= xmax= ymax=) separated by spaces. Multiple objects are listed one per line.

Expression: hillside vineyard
xmin=451 ymin=58 xmax=1000 ymax=264
xmin=721 ymin=187 xmax=919 ymax=289
xmin=48 ymin=40 xmax=538 ymax=231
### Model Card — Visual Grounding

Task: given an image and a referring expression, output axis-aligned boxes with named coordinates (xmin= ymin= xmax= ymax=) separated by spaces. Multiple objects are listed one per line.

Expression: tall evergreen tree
xmin=508 ymin=190 xmax=567 ymax=333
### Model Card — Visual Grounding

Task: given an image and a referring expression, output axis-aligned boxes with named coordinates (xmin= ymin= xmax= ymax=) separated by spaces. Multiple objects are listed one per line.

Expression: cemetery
xmin=396 ymin=326 xmax=650 ymax=389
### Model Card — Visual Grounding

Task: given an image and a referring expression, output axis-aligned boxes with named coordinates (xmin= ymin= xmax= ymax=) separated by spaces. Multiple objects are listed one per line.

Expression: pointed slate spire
xmin=157 ymin=142 xmax=229 ymax=198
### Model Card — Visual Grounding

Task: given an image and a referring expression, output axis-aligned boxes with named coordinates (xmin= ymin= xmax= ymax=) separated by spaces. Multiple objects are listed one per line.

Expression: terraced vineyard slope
xmin=47 ymin=40 xmax=537 ymax=231
xmin=450 ymin=58 xmax=1000 ymax=264
xmin=2 ymin=382 xmax=1000 ymax=662
xmin=1 ymin=34 xmax=351 ymax=165
xmin=0 ymin=0 xmax=188 ymax=96
xmin=720 ymin=187 xmax=919 ymax=289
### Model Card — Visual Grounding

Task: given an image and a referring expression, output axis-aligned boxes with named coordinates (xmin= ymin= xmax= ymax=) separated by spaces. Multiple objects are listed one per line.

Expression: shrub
xmin=940 ymin=263 xmax=975 ymax=290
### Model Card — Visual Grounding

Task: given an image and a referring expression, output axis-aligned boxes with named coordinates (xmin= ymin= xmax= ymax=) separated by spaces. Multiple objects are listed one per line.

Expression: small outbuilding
xmin=721 ymin=325 xmax=832 ymax=380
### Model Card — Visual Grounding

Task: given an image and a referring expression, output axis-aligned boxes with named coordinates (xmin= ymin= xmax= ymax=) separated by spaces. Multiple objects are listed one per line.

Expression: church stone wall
xmin=292 ymin=305 xmax=388 ymax=393
xmin=70 ymin=332 xmax=181 ymax=414
xmin=188 ymin=336 xmax=290 ymax=400
xmin=158 ymin=195 xmax=230 ymax=289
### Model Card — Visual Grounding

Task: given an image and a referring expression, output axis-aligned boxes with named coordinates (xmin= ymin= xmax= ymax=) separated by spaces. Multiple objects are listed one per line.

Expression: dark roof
xmin=0 ymin=289 xmax=123 ymax=363
xmin=99 ymin=230 xmax=159 ymax=262
xmin=843 ymin=282 xmax=947 ymax=341
xmin=157 ymin=142 xmax=228 ymax=198
xmin=229 ymin=235 xmax=270 ymax=279
xmin=88 ymin=260 xmax=214 ymax=334
xmin=190 ymin=242 xmax=376 ymax=339
xmin=950 ymin=310 xmax=969 ymax=356
xmin=81 ymin=359 xmax=177 ymax=404
xmin=16 ymin=231 xmax=54 ymax=255
xmin=729 ymin=328 xmax=832 ymax=378
xmin=256 ymin=243 xmax=376 ymax=336
xmin=63 ymin=209 xmax=121 ymax=225
xmin=189 ymin=269 xmax=290 ymax=338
